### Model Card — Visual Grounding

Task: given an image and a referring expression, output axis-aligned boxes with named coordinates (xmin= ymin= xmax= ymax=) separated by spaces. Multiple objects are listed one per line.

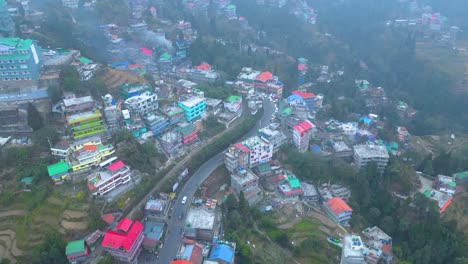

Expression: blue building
xmin=209 ymin=242 xmax=235 ymax=264
xmin=144 ymin=114 xmax=169 ymax=136
xmin=178 ymin=97 xmax=206 ymax=121
xmin=0 ymin=37 xmax=41 ymax=84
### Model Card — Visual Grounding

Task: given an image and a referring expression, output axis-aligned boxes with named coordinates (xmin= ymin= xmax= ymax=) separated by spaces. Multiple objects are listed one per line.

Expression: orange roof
xmin=83 ymin=145 xmax=97 ymax=151
xmin=326 ymin=197 xmax=352 ymax=215
xmin=194 ymin=62 xmax=211 ymax=71
xmin=382 ymin=244 xmax=392 ymax=253
xmin=170 ymin=261 xmax=192 ymax=264
xmin=292 ymin=90 xmax=315 ymax=99
xmin=440 ymin=197 xmax=453 ymax=214
xmin=102 ymin=214 xmax=115 ymax=224
xmin=256 ymin=71 xmax=273 ymax=82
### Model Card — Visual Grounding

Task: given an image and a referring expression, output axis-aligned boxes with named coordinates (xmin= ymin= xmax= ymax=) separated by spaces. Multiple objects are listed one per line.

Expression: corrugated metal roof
xmin=326 ymin=197 xmax=352 ymax=216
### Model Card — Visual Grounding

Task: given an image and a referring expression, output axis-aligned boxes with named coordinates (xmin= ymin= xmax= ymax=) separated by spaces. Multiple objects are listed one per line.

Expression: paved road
xmin=157 ymin=99 xmax=275 ymax=264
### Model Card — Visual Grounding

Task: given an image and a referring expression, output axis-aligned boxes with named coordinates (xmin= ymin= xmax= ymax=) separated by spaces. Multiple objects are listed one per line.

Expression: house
xmin=69 ymin=142 xmax=115 ymax=172
xmin=177 ymin=238 xmax=204 ymax=264
xmin=454 ymin=171 xmax=468 ymax=184
xmin=101 ymin=218 xmax=144 ymax=263
xmin=185 ymin=205 xmax=218 ymax=241
xmin=230 ymin=167 xmax=262 ymax=205
xmin=291 ymin=90 xmax=316 ymax=112
xmin=178 ymin=123 xmax=198 ymax=145
xmin=434 ymin=175 xmax=457 ymax=195
xmin=423 ymin=189 xmax=453 ymax=214
xmin=191 ymin=62 xmax=219 ymax=83
xmin=208 ymin=241 xmax=236 ymax=264
xmin=66 ymin=240 xmax=89 ymax=263
xmin=205 ymin=98 xmax=223 ymax=115
xmin=159 ymin=131 xmax=182 ymax=155
xmin=85 ymin=230 xmax=103 ymax=249
xmin=362 ymin=226 xmax=393 ymax=264
xmin=353 ymin=144 xmax=389 ymax=174
xmin=278 ymin=172 xmax=303 ymax=197
xmin=324 ymin=197 xmax=353 ymax=224
xmin=223 ymin=95 xmax=242 ymax=114
xmin=301 ymin=182 xmax=319 ymax=202
xmin=66 ymin=109 xmax=106 ymax=139
xmin=0 ymin=38 xmax=41 ymax=85
xmin=160 ymin=105 xmax=185 ymax=125
xmin=62 ymin=0 xmax=79 ymax=8
xmin=87 ymin=160 xmax=132 ymax=196
xmin=144 ymin=114 xmax=169 ymax=136
xmin=47 ymin=161 xmax=70 ymax=183
xmin=145 ymin=198 xmax=168 ymax=215
xmin=123 ymin=92 xmax=158 ymax=115
xmin=224 ymin=136 xmax=273 ymax=172
xmin=340 ymin=235 xmax=365 ymax=264
xmin=224 ymin=142 xmax=250 ymax=173
xmin=254 ymin=71 xmax=283 ymax=96
xmin=258 ymin=124 xmax=287 ymax=152
xmin=178 ymin=97 xmax=206 ymax=121
xmin=142 ymin=219 xmax=165 ymax=252
xmin=292 ymin=120 xmax=315 ymax=152
xmin=119 ymin=83 xmax=152 ymax=99
xmin=62 ymin=96 xmax=95 ymax=116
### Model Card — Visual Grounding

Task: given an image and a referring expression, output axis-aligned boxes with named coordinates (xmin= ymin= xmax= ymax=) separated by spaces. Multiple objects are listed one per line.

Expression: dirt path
xmin=0 ymin=210 xmax=26 ymax=218
xmin=61 ymin=220 xmax=88 ymax=231
xmin=63 ymin=210 xmax=87 ymax=219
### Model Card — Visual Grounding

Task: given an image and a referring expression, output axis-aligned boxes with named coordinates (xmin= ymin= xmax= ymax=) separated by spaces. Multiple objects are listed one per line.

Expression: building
xmin=324 ymin=197 xmax=353 ymax=224
xmin=353 ymin=144 xmax=389 ymax=174
xmin=301 ymin=182 xmax=319 ymax=202
xmin=224 ymin=142 xmax=250 ymax=173
xmin=0 ymin=38 xmax=41 ymax=86
xmin=177 ymin=238 xmax=204 ymax=264
xmin=237 ymin=67 xmax=261 ymax=84
xmin=144 ymin=114 xmax=169 ymax=136
xmin=62 ymin=96 xmax=95 ymax=116
xmin=208 ymin=241 xmax=236 ymax=264
xmin=278 ymin=172 xmax=303 ymax=197
xmin=330 ymin=140 xmax=353 ymax=159
xmin=205 ymin=98 xmax=223 ymax=115
xmin=142 ymin=219 xmax=165 ymax=252
xmin=230 ymin=167 xmax=262 ymax=205
xmin=67 ymin=109 xmax=106 ymax=139
xmin=223 ymin=95 xmax=242 ymax=114
xmin=340 ymin=235 xmax=365 ymax=264
xmin=69 ymin=141 xmax=115 ymax=172
xmin=291 ymin=90 xmax=316 ymax=112
xmin=159 ymin=131 xmax=182 ymax=155
xmin=66 ymin=240 xmax=89 ymax=263
xmin=243 ymin=136 xmax=273 ymax=168
xmin=0 ymin=104 xmax=32 ymax=136
xmin=185 ymin=206 xmax=217 ymax=241
xmin=362 ymin=226 xmax=393 ymax=264
xmin=224 ymin=4 xmax=237 ymax=19
xmin=102 ymin=218 xmax=144 ymax=264
xmin=87 ymin=160 xmax=132 ymax=196
xmin=253 ymin=71 xmax=283 ymax=96
xmin=123 ymin=92 xmax=158 ymax=115
xmin=178 ymin=123 xmax=198 ymax=145
xmin=178 ymin=97 xmax=206 ymax=121
xmin=396 ymin=126 xmax=409 ymax=142
xmin=191 ymin=62 xmax=220 ymax=83
xmin=160 ymin=105 xmax=185 ymax=125
xmin=119 ymin=83 xmax=152 ymax=99
xmin=144 ymin=198 xmax=168 ymax=215
xmin=434 ymin=175 xmax=457 ymax=195
xmin=292 ymin=120 xmax=314 ymax=152
xmin=0 ymin=1 xmax=14 ymax=34
xmin=47 ymin=160 xmax=70 ymax=183
xmin=62 ymin=0 xmax=79 ymax=8
xmin=258 ymin=123 xmax=287 ymax=152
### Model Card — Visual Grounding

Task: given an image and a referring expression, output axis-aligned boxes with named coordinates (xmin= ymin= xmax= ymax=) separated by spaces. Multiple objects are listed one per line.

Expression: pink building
xmin=102 ymin=218 xmax=144 ymax=263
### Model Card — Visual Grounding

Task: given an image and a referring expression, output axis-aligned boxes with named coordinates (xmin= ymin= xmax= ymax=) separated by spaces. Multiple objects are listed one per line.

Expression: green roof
xmin=20 ymin=177 xmax=34 ymax=184
xmin=78 ymin=57 xmax=93 ymax=65
xmin=226 ymin=4 xmax=236 ymax=9
xmin=447 ymin=181 xmax=456 ymax=187
xmin=66 ymin=240 xmax=86 ymax=256
xmin=288 ymin=177 xmax=301 ymax=189
xmin=454 ymin=171 xmax=468 ymax=180
xmin=178 ymin=124 xmax=195 ymax=136
xmin=282 ymin=108 xmax=292 ymax=115
xmin=298 ymin=58 xmax=307 ymax=63
xmin=47 ymin=161 xmax=69 ymax=177
xmin=423 ymin=190 xmax=431 ymax=197
xmin=159 ymin=52 xmax=171 ymax=61
xmin=0 ymin=0 xmax=6 ymax=6
xmin=0 ymin=38 xmax=33 ymax=51
xmin=256 ymin=163 xmax=271 ymax=173
xmin=97 ymin=144 xmax=112 ymax=151
xmin=226 ymin=95 xmax=241 ymax=103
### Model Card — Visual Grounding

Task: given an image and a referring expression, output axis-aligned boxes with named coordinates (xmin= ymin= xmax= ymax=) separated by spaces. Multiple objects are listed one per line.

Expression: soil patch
xmin=63 ymin=210 xmax=87 ymax=219
xmin=0 ymin=210 xmax=26 ymax=219
xmin=61 ymin=220 xmax=88 ymax=231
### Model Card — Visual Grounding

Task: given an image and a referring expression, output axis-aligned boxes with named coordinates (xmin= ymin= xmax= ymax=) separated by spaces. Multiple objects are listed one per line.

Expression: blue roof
xmin=287 ymin=94 xmax=304 ymax=103
xmin=359 ymin=116 xmax=372 ymax=125
xmin=209 ymin=244 xmax=234 ymax=264
xmin=312 ymin=144 xmax=321 ymax=152
xmin=143 ymin=221 xmax=164 ymax=240
xmin=0 ymin=89 xmax=49 ymax=102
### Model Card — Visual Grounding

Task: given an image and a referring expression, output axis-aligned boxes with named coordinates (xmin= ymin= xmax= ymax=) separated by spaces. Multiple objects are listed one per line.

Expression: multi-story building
xmin=278 ymin=172 xmax=303 ymax=197
xmin=224 ymin=4 xmax=237 ymax=18
xmin=66 ymin=239 xmax=89 ymax=263
xmin=185 ymin=205 xmax=217 ymax=241
xmin=159 ymin=131 xmax=182 ymax=155
xmin=0 ymin=38 xmax=41 ymax=86
xmin=362 ymin=226 xmax=393 ymax=264
xmin=353 ymin=144 xmax=389 ymax=174
xmin=144 ymin=114 xmax=169 ymax=136
xmin=340 ymin=235 xmax=365 ymax=264
xmin=324 ymin=197 xmax=353 ymax=224
xmin=190 ymin=62 xmax=219 ymax=83
xmin=396 ymin=126 xmax=409 ymax=142
xmin=102 ymin=218 xmax=144 ymax=264
xmin=0 ymin=1 xmax=14 ymax=34
xmin=62 ymin=0 xmax=79 ymax=8
xmin=254 ymin=71 xmax=283 ymax=96
xmin=224 ymin=142 xmax=250 ymax=173
xmin=67 ymin=109 xmax=106 ymax=139
xmin=69 ymin=143 xmax=115 ymax=171
xmin=87 ymin=160 xmax=132 ymax=196
xmin=224 ymin=95 xmax=242 ymax=114
xmin=243 ymin=136 xmax=273 ymax=168
xmin=47 ymin=160 xmax=70 ymax=183
xmin=62 ymin=96 xmax=94 ymax=115
xmin=159 ymin=105 xmax=185 ymax=125
xmin=119 ymin=83 xmax=152 ymax=99
xmin=208 ymin=241 xmax=236 ymax=264
xmin=123 ymin=92 xmax=158 ymax=115
xmin=178 ymin=123 xmax=198 ymax=145
xmin=237 ymin=67 xmax=261 ymax=84
xmin=292 ymin=120 xmax=314 ymax=152
xmin=178 ymin=97 xmax=206 ymax=121
xmin=258 ymin=123 xmax=287 ymax=152
xmin=230 ymin=167 xmax=262 ymax=205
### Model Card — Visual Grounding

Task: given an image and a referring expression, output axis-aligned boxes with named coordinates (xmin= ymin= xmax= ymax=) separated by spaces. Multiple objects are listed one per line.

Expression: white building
xmin=243 ymin=136 xmax=273 ymax=168
xmin=87 ymin=160 xmax=132 ymax=196
xmin=258 ymin=123 xmax=287 ymax=152
xmin=123 ymin=92 xmax=158 ymax=115
xmin=62 ymin=0 xmax=79 ymax=8
xmin=292 ymin=120 xmax=314 ymax=152
xmin=340 ymin=122 xmax=358 ymax=137
xmin=230 ymin=167 xmax=262 ymax=205
xmin=353 ymin=144 xmax=389 ymax=173
xmin=341 ymin=235 xmax=365 ymax=264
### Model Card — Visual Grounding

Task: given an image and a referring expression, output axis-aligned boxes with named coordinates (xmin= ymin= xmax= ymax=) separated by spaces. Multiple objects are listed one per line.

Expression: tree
xmin=47 ymin=85 xmax=62 ymax=103
xmin=32 ymin=231 xmax=67 ymax=264
xmin=32 ymin=126 xmax=59 ymax=149
xmin=60 ymin=66 xmax=81 ymax=93
xmin=224 ymin=193 xmax=238 ymax=211
xmin=27 ymin=103 xmax=44 ymax=131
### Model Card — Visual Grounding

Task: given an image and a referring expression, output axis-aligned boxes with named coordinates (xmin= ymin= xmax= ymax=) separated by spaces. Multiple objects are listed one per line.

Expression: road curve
xmin=157 ymin=99 xmax=275 ymax=264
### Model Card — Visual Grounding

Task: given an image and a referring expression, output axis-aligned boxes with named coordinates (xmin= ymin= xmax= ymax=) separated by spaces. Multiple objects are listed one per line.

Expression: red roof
xmin=194 ymin=62 xmax=211 ymax=71
xmin=293 ymin=124 xmax=305 ymax=134
xmin=256 ymin=71 xmax=273 ymax=82
xmin=292 ymin=90 xmax=315 ymax=99
xmin=107 ymin=160 xmax=125 ymax=173
xmin=298 ymin=63 xmax=308 ymax=71
xmin=170 ymin=261 xmax=192 ymax=264
xmin=299 ymin=121 xmax=314 ymax=130
xmin=382 ymin=244 xmax=392 ymax=253
xmin=326 ymin=197 xmax=352 ymax=215
xmin=150 ymin=6 xmax=157 ymax=12
xmin=83 ymin=145 xmax=97 ymax=151
xmin=102 ymin=214 xmax=115 ymax=224
xmin=102 ymin=219 xmax=143 ymax=251
xmin=233 ymin=142 xmax=250 ymax=153
xmin=140 ymin=47 xmax=152 ymax=56
xmin=190 ymin=244 xmax=203 ymax=264
xmin=116 ymin=218 xmax=133 ymax=232
xmin=440 ymin=197 xmax=453 ymax=214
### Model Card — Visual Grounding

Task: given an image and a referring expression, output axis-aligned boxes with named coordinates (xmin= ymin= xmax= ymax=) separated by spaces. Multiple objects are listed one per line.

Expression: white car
xmin=181 ymin=196 xmax=187 ymax=204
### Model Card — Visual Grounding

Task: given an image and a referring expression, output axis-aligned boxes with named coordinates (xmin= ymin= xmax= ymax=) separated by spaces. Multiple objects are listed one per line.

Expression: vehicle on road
xmin=181 ymin=196 xmax=187 ymax=204
xmin=178 ymin=212 xmax=184 ymax=220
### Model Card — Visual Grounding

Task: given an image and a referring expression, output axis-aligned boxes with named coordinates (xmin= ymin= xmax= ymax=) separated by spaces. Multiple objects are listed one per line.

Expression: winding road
xmin=156 ymin=99 xmax=275 ymax=264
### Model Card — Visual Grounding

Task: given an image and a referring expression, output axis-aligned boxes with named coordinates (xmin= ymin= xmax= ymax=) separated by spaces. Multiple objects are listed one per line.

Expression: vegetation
xmin=200 ymin=115 xmax=225 ymax=138
xmin=31 ymin=231 xmax=67 ymax=264
xmin=27 ymin=103 xmax=44 ymax=131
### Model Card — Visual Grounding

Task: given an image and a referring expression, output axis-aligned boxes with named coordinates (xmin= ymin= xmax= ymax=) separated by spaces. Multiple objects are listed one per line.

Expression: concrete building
xmin=0 ymin=104 xmax=32 ymax=137
xmin=66 ymin=239 xmax=89 ymax=263
xmin=205 ymin=98 xmax=223 ymax=115
xmin=292 ymin=120 xmax=314 ymax=152
xmin=224 ymin=142 xmax=250 ymax=173
xmin=434 ymin=175 xmax=457 ymax=195
xmin=67 ymin=109 xmax=106 ymax=139
xmin=230 ymin=167 xmax=262 ymax=205
xmin=362 ymin=226 xmax=393 ymax=264
xmin=144 ymin=114 xmax=169 ymax=136
xmin=87 ymin=160 xmax=132 ymax=196
xmin=253 ymin=71 xmax=283 ymax=96
xmin=0 ymin=38 xmax=41 ymax=87
xmin=278 ymin=172 xmax=303 ymax=197
xmin=301 ymin=182 xmax=319 ymax=202
xmin=178 ymin=97 xmax=206 ymax=121
xmin=237 ymin=67 xmax=261 ymax=84
xmin=324 ymin=197 xmax=353 ymax=224
xmin=119 ymin=83 xmax=152 ymax=99
xmin=142 ymin=219 xmax=165 ymax=252
xmin=185 ymin=206 xmax=218 ymax=241
xmin=102 ymin=218 xmax=144 ymax=264
xmin=243 ymin=136 xmax=273 ymax=168
xmin=258 ymin=123 xmax=287 ymax=152
xmin=123 ymin=92 xmax=158 ymax=115
xmin=177 ymin=238 xmax=204 ymax=264
xmin=340 ymin=235 xmax=365 ymax=264
xmin=159 ymin=131 xmax=182 ymax=155
xmin=160 ymin=105 xmax=185 ymax=125
xmin=190 ymin=62 xmax=220 ymax=83
xmin=208 ymin=241 xmax=236 ymax=264
xmin=62 ymin=95 xmax=94 ymax=115
xmin=47 ymin=160 xmax=70 ymax=183
xmin=62 ymin=0 xmax=79 ymax=8
xmin=223 ymin=95 xmax=242 ymax=114
xmin=331 ymin=140 xmax=353 ymax=159
xmin=178 ymin=123 xmax=198 ymax=145
xmin=353 ymin=144 xmax=389 ymax=174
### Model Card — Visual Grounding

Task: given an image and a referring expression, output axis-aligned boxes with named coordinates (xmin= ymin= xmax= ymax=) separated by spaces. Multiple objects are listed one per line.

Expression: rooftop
xmin=231 ymin=168 xmax=258 ymax=186
xmin=63 ymin=96 xmax=93 ymax=107
xmin=160 ymin=131 xmax=181 ymax=143
xmin=209 ymin=243 xmax=235 ymax=264
xmin=179 ymin=97 xmax=205 ymax=108
xmin=205 ymin=98 xmax=223 ymax=107
xmin=145 ymin=199 xmax=167 ymax=212
xmin=362 ymin=226 xmax=392 ymax=241
xmin=332 ymin=141 xmax=351 ymax=152
xmin=47 ymin=161 xmax=70 ymax=177
xmin=353 ymin=144 xmax=389 ymax=159
xmin=143 ymin=220 xmax=165 ymax=241
xmin=186 ymin=206 xmax=216 ymax=230
xmin=256 ymin=71 xmax=273 ymax=82
xmin=67 ymin=110 xmax=102 ymax=124
xmin=178 ymin=123 xmax=196 ymax=136
xmin=326 ymin=197 xmax=352 ymax=215
xmin=0 ymin=37 xmax=33 ymax=51
xmin=342 ymin=235 xmax=364 ymax=260
xmin=102 ymin=218 xmax=143 ymax=251
xmin=226 ymin=95 xmax=242 ymax=103
xmin=301 ymin=182 xmax=318 ymax=197
xmin=66 ymin=240 xmax=86 ymax=256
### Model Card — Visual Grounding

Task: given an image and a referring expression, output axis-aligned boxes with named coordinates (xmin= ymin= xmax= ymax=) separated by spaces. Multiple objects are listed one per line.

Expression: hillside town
xmin=0 ymin=0 xmax=467 ymax=264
